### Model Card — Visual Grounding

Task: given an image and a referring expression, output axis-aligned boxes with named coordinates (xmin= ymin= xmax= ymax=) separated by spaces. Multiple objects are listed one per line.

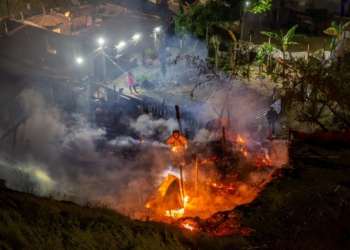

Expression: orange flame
xmin=165 ymin=195 xmax=189 ymax=218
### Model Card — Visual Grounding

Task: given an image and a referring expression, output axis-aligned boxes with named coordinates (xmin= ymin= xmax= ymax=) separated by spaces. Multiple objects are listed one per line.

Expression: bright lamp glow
xmin=246 ymin=1 xmax=250 ymax=6
xmin=154 ymin=27 xmax=161 ymax=33
xmin=132 ymin=34 xmax=140 ymax=40
xmin=117 ymin=41 xmax=125 ymax=48
xmin=98 ymin=38 xmax=104 ymax=46
xmin=76 ymin=57 xmax=83 ymax=64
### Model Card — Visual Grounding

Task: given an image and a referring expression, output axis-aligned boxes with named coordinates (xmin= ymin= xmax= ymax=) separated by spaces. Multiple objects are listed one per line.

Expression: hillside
xmin=1 ymin=141 xmax=350 ymax=250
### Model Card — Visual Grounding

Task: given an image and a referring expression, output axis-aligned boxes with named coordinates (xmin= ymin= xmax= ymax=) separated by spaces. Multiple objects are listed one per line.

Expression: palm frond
xmin=331 ymin=21 xmax=339 ymax=30
xmin=341 ymin=21 xmax=350 ymax=31
xmin=227 ymin=29 xmax=237 ymax=42
xmin=286 ymin=42 xmax=301 ymax=47
xmin=323 ymin=27 xmax=339 ymax=36
xmin=283 ymin=25 xmax=298 ymax=43
xmin=261 ymin=31 xmax=282 ymax=43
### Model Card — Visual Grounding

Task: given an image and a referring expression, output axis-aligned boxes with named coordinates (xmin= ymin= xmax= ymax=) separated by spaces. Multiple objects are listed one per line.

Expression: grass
xmin=0 ymin=188 xmax=254 ymax=250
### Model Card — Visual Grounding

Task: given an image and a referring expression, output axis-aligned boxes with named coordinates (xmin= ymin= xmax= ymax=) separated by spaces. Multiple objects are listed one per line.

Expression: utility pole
xmin=240 ymin=2 xmax=250 ymax=41
xmin=6 ymin=0 xmax=10 ymax=19
xmin=101 ymin=48 xmax=107 ymax=83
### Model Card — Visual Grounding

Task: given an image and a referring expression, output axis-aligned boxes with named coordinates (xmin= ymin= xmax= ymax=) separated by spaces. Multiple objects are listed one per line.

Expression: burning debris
xmin=139 ymin=130 xmax=289 ymax=236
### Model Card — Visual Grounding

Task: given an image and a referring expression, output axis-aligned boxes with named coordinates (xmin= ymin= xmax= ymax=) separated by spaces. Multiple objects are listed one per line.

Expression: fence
xmin=88 ymin=81 xmax=281 ymax=134
xmin=238 ymin=99 xmax=281 ymax=130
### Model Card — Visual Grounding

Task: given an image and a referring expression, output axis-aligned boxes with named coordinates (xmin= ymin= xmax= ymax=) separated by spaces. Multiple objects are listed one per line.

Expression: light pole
xmin=76 ymin=57 xmax=83 ymax=83
xmin=240 ymin=1 xmax=250 ymax=41
xmin=98 ymin=38 xmax=107 ymax=84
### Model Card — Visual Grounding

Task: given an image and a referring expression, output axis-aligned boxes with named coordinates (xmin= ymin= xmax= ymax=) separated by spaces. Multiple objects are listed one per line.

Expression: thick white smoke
xmin=0 ymin=89 xmax=176 ymax=210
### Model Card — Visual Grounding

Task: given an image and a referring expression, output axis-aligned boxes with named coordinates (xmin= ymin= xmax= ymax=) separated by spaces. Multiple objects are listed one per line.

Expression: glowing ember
xmin=237 ymin=137 xmax=244 ymax=143
xmin=210 ymin=182 xmax=236 ymax=195
xmin=183 ymin=223 xmax=193 ymax=231
xmin=166 ymin=208 xmax=185 ymax=217
xmin=171 ymin=147 xmax=177 ymax=152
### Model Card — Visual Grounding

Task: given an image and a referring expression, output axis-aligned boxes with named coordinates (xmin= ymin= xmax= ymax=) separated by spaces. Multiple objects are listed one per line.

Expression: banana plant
xmin=254 ymin=42 xmax=277 ymax=73
xmin=261 ymin=25 xmax=307 ymax=61
xmin=323 ymin=21 xmax=350 ymax=51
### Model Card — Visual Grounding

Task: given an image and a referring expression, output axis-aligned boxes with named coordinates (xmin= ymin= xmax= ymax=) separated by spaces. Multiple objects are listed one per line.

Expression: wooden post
xmin=12 ymin=127 xmax=17 ymax=156
xmin=288 ymin=127 xmax=292 ymax=141
xmin=306 ymin=44 xmax=310 ymax=64
xmin=20 ymin=12 xmax=24 ymax=20
xmin=195 ymin=157 xmax=198 ymax=197
xmin=343 ymin=29 xmax=347 ymax=54
xmin=180 ymin=165 xmax=185 ymax=205
xmin=113 ymin=85 xmax=116 ymax=101
xmin=6 ymin=0 xmax=10 ymax=19
xmin=233 ymin=43 xmax=238 ymax=73
xmin=323 ymin=42 xmax=326 ymax=59
xmin=227 ymin=109 xmax=230 ymax=130
xmin=222 ymin=127 xmax=226 ymax=158
xmin=175 ymin=105 xmax=183 ymax=135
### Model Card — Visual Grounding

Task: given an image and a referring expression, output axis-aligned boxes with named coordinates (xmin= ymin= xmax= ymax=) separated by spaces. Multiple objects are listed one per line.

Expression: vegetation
xmin=275 ymin=53 xmax=350 ymax=131
xmin=254 ymin=42 xmax=277 ymax=73
xmin=175 ymin=0 xmax=272 ymax=46
xmin=0 ymin=188 xmax=251 ymax=250
xmin=323 ymin=21 xmax=350 ymax=51
xmin=261 ymin=25 xmax=307 ymax=61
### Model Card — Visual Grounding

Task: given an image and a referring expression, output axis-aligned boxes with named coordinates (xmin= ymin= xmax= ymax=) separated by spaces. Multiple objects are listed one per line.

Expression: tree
xmin=250 ymin=0 xmax=272 ymax=14
xmin=175 ymin=0 xmax=272 ymax=47
xmin=254 ymin=42 xmax=276 ymax=73
xmin=175 ymin=0 xmax=239 ymax=46
xmin=276 ymin=54 xmax=350 ymax=131
xmin=210 ymin=35 xmax=221 ymax=69
xmin=261 ymin=25 xmax=307 ymax=61
xmin=323 ymin=21 xmax=350 ymax=51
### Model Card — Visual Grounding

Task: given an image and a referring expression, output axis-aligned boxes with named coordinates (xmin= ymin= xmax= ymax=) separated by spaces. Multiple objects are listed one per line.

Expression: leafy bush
xmin=222 ymin=64 xmax=230 ymax=72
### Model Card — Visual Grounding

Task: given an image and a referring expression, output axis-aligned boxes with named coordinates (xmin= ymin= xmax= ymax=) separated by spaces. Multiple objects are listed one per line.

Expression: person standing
xmin=266 ymin=106 xmax=278 ymax=136
xmin=166 ymin=130 xmax=188 ymax=168
xmin=127 ymin=71 xmax=138 ymax=94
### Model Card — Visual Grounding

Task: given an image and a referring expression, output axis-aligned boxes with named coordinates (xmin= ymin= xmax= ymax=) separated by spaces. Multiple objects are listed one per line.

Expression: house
xmin=27 ymin=13 xmax=71 ymax=36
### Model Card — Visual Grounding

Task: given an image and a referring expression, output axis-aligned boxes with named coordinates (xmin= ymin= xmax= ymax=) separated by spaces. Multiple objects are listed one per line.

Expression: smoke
xmin=0 ymin=89 xmax=172 ymax=211
xmin=131 ymin=114 xmax=178 ymax=141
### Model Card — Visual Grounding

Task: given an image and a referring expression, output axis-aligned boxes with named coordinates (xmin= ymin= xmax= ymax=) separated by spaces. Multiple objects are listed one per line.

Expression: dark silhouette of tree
xmin=276 ymin=54 xmax=350 ymax=131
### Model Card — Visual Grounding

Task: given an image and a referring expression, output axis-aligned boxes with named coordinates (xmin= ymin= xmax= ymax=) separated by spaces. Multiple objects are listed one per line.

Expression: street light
xmin=132 ymin=33 xmax=140 ymax=40
xmin=241 ymin=1 xmax=250 ymax=40
xmin=117 ymin=41 xmax=125 ymax=49
xmin=98 ymin=38 xmax=105 ymax=46
xmin=154 ymin=27 xmax=161 ymax=33
xmin=76 ymin=57 xmax=83 ymax=64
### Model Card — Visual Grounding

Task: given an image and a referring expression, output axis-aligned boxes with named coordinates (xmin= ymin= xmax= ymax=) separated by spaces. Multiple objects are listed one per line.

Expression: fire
xmin=183 ymin=223 xmax=193 ymax=231
xmin=165 ymin=195 xmax=189 ymax=218
xmin=171 ymin=147 xmax=177 ymax=152
xmin=237 ymin=137 xmax=244 ymax=143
